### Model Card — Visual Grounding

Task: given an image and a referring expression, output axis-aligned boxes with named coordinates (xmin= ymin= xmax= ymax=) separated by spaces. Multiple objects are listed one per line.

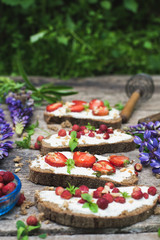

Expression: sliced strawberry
xmin=46 ymin=102 xmax=63 ymax=112
xmin=45 ymin=152 xmax=67 ymax=167
xmin=109 ymin=155 xmax=130 ymax=167
xmin=73 ymin=152 xmax=96 ymax=168
xmin=92 ymin=106 xmax=109 ymax=116
xmin=72 ymin=100 xmax=87 ymax=105
xmin=92 ymin=160 xmax=116 ymax=174
xmin=69 ymin=104 xmax=84 ymax=112
xmin=89 ymin=99 xmax=104 ymax=110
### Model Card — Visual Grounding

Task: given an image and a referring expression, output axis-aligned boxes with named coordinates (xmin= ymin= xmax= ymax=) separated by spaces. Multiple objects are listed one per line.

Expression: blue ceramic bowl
xmin=0 ymin=170 xmax=21 ymax=216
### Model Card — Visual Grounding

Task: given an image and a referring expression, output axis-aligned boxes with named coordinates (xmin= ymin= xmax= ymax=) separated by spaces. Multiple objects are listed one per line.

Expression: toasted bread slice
xmin=35 ymin=185 xmax=158 ymax=228
xmin=29 ymin=151 xmax=138 ymax=187
xmin=41 ymin=129 xmax=135 ymax=155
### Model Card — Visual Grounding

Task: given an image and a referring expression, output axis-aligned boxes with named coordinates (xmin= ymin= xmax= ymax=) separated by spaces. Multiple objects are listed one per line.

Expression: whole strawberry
xmin=26 ymin=216 xmax=38 ymax=226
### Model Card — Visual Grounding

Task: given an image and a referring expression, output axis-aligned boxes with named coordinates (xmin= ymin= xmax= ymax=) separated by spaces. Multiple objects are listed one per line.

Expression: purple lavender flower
xmin=0 ymin=108 xmax=14 ymax=160
xmin=6 ymin=92 xmax=34 ymax=136
xmin=126 ymin=122 xmax=160 ymax=175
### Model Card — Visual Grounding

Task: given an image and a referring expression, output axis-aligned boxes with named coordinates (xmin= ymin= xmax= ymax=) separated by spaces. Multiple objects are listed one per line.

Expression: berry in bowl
xmin=0 ymin=170 xmax=21 ymax=216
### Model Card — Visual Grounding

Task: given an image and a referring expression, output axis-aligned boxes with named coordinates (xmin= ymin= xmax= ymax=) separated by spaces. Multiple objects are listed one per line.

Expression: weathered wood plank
xmin=0 ymin=75 xmax=160 ymax=238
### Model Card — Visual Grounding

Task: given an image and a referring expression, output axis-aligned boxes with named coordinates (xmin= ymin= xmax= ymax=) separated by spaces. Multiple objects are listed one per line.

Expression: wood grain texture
xmin=0 ymin=76 xmax=160 ymax=239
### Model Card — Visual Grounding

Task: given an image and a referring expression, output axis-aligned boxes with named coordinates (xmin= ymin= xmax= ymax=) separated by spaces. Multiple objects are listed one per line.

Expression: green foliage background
xmin=1 ymin=0 xmax=160 ymax=78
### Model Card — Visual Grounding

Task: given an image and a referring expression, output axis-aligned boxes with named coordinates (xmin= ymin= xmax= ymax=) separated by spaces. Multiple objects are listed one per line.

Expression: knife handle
xmin=120 ymin=90 xmax=140 ymax=123
xmin=138 ymin=113 xmax=160 ymax=123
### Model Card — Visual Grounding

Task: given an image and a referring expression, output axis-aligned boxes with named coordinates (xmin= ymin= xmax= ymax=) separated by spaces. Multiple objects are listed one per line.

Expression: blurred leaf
xmin=57 ymin=36 xmax=69 ymax=45
xmin=2 ymin=0 xmax=34 ymax=8
xmin=100 ymin=1 xmax=111 ymax=10
xmin=143 ymin=41 xmax=152 ymax=49
xmin=30 ymin=31 xmax=47 ymax=43
xmin=123 ymin=0 xmax=138 ymax=13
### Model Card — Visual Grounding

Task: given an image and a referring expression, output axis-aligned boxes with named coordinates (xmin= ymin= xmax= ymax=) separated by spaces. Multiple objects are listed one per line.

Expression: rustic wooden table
xmin=0 ymin=76 xmax=160 ymax=240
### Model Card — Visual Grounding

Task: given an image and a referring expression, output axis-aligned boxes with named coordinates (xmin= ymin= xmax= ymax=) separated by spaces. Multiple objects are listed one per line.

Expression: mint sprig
xmin=114 ymin=101 xmax=124 ymax=110
xmin=81 ymin=193 xmax=98 ymax=213
xmin=69 ymin=131 xmax=78 ymax=152
xmin=85 ymin=123 xmax=96 ymax=131
xmin=16 ymin=120 xmax=39 ymax=149
xmin=104 ymin=100 xmax=112 ymax=110
xmin=83 ymin=104 xmax=89 ymax=110
xmin=66 ymin=183 xmax=79 ymax=195
xmin=16 ymin=220 xmax=47 ymax=240
xmin=65 ymin=158 xmax=75 ymax=174
xmin=120 ymin=191 xmax=131 ymax=198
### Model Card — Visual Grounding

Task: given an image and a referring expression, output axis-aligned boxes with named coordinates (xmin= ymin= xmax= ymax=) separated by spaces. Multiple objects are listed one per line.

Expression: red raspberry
xmin=103 ymin=193 xmax=114 ymax=203
xmin=0 ymin=171 xmax=5 ymax=176
xmin=0 ymin=183 xmax=4 ymax=190
xmin=76 ymin=132 xmax=81 ymax=139
xmin=96 ymin=129 xmax=103 ymax=134
xmin=103 ymin=133 xmax=110 ymax=139
xmin=74 ymin=189 xmax=82 ymax=197
xmin=114 ymin=196 xmax=126 ymax=204
xmin=26 ymin=216 xmax=38 ymax=226
xmin=79 ymin=185 xmax=89 ymax=193
xmin=36 ymin=135 xmax=44 ymax=145
xmin=99 ymin=124 xmax=108 ymax=132
xmin=88 ymin=132 xmax=95 ymax=137
xmin=3 ymin=171 xmax=14 ymax=183
xmin=133 ymin=186 xmax=141 ymax=192
xmin=97 ymin=198 xmax=108 ymax=209
xmin=78 ymin=198 xmax=86 ymax=204
xmin=79 ymin=130 xmax=85 ymax=136
xmin=131 ymin=190 xmax=143 ymax=200
xmin=0 ymin=175 xmax=3 ymax=183
xmin=112 ymin=187 xmax=120 ymax=193
xmin=80 ymin=126 xmax=87 ymax=131
xmin=143 ymin=193 xmax=149 ymax=199
xmin=34 ymin=142 xmax=41 ymax=150
xmin=58 ymin=129 xmax=66 ymax=137
xmin=61 ymin=190 xmax=72 ymax=199
xmin=16 ymin=193 xmax=26 ymax=206
xmin=105 ymin=182 xmax=115 ymax=189
xmin=72 ymin=124 xmax=80 ymax=132
xmin=93 ymin=190 xmax=102 ymax=198
xmin=2 ymin=182 xmax=16 ymax=195
xmin=107 ymin=128 xmax=113 ymax=134
xmin=55 ymin=186 xmax=64 ymax=196
xmin=148 ymin=186 xmax=157 ymax=196
xmin=134 ymin=163 xmax=142 ymax=172
xmin=97 ymin=187 xmax=104 ymax=192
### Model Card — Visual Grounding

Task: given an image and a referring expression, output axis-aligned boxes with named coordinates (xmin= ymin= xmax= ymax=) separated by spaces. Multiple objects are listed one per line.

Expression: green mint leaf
xmin=104 ymin=100 xmax=112 ymax=110
xmin=27 ymin=222 xmax=41 ymax=232
xmin=82 ymin=202 xmax=90 ymax=208
xmin=17 ymin=226 xmax=26 ymax=240
xmin=92 ymin=171 xmax=102 ymax=178
xmin=84 ymin=104 xmax=89 ymax=110
xmin=158 ymin=228 xmax=160 ymax=237
xmin=89 ymin=202 xmax=98 ymax=213
xmin=114 ymin=102 xmax=124 ymax=110
xmin=66 ymin=183 xmax=78 ymax=195
xmin=21 ymin=236 xmax=29 ymax=240
xmin=69 ymin=139 xmax=78 ymax=152
xmin=120 ymin=191 xmax=131 ymax=198
xmin=85 ymin=123 xmax=96 ymax=131
xmin=16 ymin=220 xmax=26 ymax=229
xmin=65 ymin=158 xmax=75 ymax=174
xmin=70 ymin=131 xmax=77 ymax=138
xmin=15 ymin=135 xmax=31 ymax=149
xmin=39 ymin=233 xmax=47 ymax=239
xmin=81 ymin=193 xmax=92 ymax=202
